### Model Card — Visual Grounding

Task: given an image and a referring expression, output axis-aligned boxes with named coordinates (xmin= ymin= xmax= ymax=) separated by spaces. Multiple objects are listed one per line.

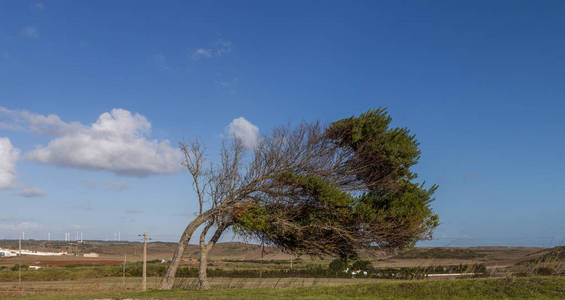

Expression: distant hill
xmin=0 ymin=239 xmax=553 ymax=270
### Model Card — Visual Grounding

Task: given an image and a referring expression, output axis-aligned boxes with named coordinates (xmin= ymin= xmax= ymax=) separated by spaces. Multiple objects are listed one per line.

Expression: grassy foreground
xmin=4 ymin=276 xmax=565 ymax=300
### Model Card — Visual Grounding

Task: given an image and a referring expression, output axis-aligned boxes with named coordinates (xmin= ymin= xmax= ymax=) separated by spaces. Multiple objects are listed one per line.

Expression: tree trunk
xmin=198 ymin=222 xmax=230 ymax=290
xmin=198 ymin=247 xmax=211 ymax=289
xmin=198 ymin=222 xmax=214 ymax=290
xmin=160 ymin=211 xmax=212 ymax=290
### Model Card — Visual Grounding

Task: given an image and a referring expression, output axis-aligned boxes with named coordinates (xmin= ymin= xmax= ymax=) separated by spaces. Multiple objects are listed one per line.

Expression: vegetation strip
xmin=1 ymin=276 xmax=564 ymax=299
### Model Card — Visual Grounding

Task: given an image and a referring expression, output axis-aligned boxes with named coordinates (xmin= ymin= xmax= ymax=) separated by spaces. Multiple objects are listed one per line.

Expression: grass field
xmin=1 ymin=242 xmax=564 ymax=299
xmin=0 ymin=276 xmax=563 ymax=299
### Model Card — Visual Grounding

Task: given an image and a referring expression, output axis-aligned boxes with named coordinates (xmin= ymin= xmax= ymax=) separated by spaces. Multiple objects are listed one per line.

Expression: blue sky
xmin=0 ymin=1 xmax=564 ymax=246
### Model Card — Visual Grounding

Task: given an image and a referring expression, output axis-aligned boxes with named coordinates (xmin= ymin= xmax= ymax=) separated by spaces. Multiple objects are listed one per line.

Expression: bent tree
xmin=161 ymin=122 xmax=347 ymax=289
xmin=160 ymin=109 xmax=438 ymax=290
xmin=236 ymin=108 xmax=438 ymax=258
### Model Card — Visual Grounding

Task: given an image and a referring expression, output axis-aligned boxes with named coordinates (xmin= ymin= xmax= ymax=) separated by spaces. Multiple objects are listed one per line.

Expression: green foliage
xmin=351 ymin=260 xmax=372 ymax=272
xmin=233 ymin=205 xmax=273 ymax=234
xmin=235 ymin=108 xmax=439 ymax=258
xmin=277 ymin=172 xmax=355 ymax=207
xmin=234 ymin=172 xmax=360 ymax=258
xmin=328 ymin=258 xmax=349 ymax=274
xmin=327 ymin=108 xmax=422 ymax=182
xmin=10 ymin=264 xmax=28 ymax=271
xmin=394 ymin=248 xmax=486 ymax=259
xmin=328 ymin=108 xmax=439 ymax=248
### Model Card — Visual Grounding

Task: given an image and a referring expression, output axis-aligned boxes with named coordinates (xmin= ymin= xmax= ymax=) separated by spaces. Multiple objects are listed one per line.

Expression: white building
xmin=0 ymin=249 xmax=17 ymax=257
xmin=0 ymin=248 xmax=66 ymax=257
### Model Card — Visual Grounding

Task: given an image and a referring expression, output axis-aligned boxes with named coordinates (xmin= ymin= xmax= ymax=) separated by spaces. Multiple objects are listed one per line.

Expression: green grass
xmin=4 ymin=276 xmax=565 ymax=300
xmin=394 ymin=248 xmax=486 ymax=260
xmin=0 ymin=262 xmax=488 ymax=282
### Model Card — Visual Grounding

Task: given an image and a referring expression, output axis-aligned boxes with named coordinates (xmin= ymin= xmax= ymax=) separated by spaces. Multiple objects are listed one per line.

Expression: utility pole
xmin=259 ymin=239 xmax=264 ymax=279
xmin=138 ymin=233 xmax=150 ymax=291
xmin=18 ymin=232 xmax=22 ymax=288
xmin=122 ymin=254 xmax=127 ymax=289
xmin=290 ymin=255 xmax=293 ymax=270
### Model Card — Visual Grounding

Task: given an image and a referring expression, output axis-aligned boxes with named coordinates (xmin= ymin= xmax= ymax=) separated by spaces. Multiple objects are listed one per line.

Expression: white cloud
xmin=0 ymin=137 xmax=45 ymax=195
xmin=20 ymin=108 xmax=182 ymax=177
xmin=0 ymin=138 xmax=19 ymax=189
xmin=0 ymin=106 xmax=80 ymax=136
xmin=192 ymin=40 xmax=232 ymax=60
xmin=192 ymin=48 xmax=212 ymax=60
xmin=18 ymin=185 xmax=47 ymax=198
xmin=21 ymin=26 xmax=39 ymax=39
xmin=227 ymin=117 xmax=259 ymax=149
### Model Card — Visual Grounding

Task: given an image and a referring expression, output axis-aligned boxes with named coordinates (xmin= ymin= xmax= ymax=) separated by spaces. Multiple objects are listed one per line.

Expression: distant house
xmin=0 ymin=249 xmax=17 ymax=257
xmin=83 ymin=253 xmax=100 ymax=258
xmin=0 ymin=248 xmax=65 ymax=257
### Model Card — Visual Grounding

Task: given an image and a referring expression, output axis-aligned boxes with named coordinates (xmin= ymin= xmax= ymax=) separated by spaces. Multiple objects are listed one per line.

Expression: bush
xmin=328 ymin=258 xmax=348 ymax=274
xmin=351 ymin=260 xmax=372 ymax=272
xmin=10 ymin=265 xmax=28 ymax=271
xmin=534 ymin=267 xmax=554 ymax=276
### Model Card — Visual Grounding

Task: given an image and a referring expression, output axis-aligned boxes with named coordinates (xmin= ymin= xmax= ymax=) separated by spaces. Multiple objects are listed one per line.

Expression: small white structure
xmin=0 ymin=248 xmax=66 ymax=257
xmin=0 ymin=249 xmax=17 ymax=257
xmin=83 ymin=252 xmax=100 ymax=258
xmin=29 ymin=266 xmax=41 ymax=270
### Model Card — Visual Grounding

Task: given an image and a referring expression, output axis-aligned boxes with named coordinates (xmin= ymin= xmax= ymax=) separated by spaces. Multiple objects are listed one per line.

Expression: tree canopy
xmin=162 ymin=108 xmax=438 ymax=289
xmin=234 ymin=108 xmax=438 ymax=258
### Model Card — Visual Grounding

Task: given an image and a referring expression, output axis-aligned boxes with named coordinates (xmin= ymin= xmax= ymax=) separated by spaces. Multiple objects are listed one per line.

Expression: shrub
xmin=328 ymin=258 xmax=348 ymax=274
xmin=351 ymin=260 xmax=372 ymax=272
xmin=10 ymin=265 xmax=28 ymax=271
xmin=534 ymin=267 xmax=554 ymax=276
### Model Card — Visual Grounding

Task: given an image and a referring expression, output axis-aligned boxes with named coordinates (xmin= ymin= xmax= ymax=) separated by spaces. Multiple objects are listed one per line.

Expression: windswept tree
xmin=235 ymin=109 xmax=438 ymax=258
xmin=161 ymin=109 xmax=438 ymax=290
xmin=161 ymin=122 xmax=350 ymax=289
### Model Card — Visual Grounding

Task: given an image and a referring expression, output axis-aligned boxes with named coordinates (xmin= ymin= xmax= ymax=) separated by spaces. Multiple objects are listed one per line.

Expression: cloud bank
xmin=0 ymin=106 xmax=79 ymax=136
xmin=24 ymin=109 xmax=182 ymax=176
xmin=227 ymin=117 xmax=259 ymax=149
xmin=0 ymin=107 xmax=183 ymax=177
xmin=0 ymin=138 xmax=19 ymax=189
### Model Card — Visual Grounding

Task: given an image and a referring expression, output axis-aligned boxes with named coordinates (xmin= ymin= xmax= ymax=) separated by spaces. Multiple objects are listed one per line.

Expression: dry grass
xmin=0 ymin=277 xmax=380 ymax=298
xmin=1 ymin=276 xmax=564 ymax=299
